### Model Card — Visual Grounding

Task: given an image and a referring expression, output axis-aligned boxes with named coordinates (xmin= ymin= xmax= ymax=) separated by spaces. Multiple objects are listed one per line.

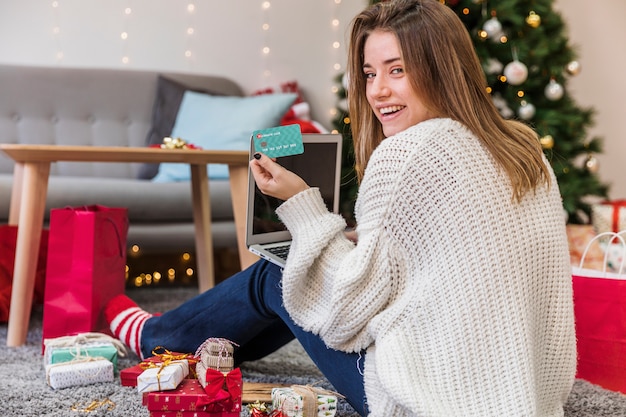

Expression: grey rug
xmin=1 ymin=287 xmax=625 ymax=417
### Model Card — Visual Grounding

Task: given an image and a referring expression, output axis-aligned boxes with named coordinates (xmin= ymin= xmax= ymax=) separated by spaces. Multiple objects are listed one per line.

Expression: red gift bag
xmin=572 ymin=231 xmax=626 ymax=393
xmin=42 ymin=206 xmax=128 ymax=341
xmin=0 ymin=225 xmax=48 ymax=322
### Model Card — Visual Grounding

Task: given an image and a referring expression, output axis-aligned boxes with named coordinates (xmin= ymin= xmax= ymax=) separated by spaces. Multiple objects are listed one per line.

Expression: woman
xmin=106 ymin=0 xmax=576 ymax=415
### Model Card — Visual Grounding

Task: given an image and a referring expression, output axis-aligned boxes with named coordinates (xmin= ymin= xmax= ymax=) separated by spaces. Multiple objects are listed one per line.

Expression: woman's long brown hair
xmin=347 ymin=0 xmax=550 ymax=202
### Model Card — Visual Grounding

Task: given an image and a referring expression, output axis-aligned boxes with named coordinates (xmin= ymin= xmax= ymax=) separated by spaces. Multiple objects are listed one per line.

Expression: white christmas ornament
xmin=503 ymin=60 xmax=528 ymax=85
xmin=483 ymin=17 xmax=503 ymax=40
xmin=545 ymin=79 xmax=564 ymax=101
xmin=499 ymin=105 xmax=514 ymax=119
xmin=518 ymin=101 xmax=536 ymax=120
xmin=491 ymin=93 xmax=514 ymax=119
xmin=484 ymin=58 xmax=503 ymax=75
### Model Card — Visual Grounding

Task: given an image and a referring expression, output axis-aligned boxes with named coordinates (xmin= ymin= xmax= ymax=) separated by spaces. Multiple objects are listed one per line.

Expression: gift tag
xmin=253 ymin=124 xmax=303 ymax=158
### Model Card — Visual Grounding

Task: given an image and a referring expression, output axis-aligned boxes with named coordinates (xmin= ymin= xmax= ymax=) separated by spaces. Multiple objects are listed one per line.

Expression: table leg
xmin=190 ymin=164 xmax=215 ymax=293
xmin=228 ymin=165 xmax=259 ymax=270
xmin=7 ymin=162 xmax=51 ymax=347
xmin=8 ymin=163 xmax=24 ymax=225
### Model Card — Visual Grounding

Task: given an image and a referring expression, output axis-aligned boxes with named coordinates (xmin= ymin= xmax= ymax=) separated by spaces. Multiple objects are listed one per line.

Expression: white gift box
xmin=591 ymin=202 xmax=626 ymax=234
xmin=45 ymin=358 xmax=114 ymax=389
xmin=137 ymin=359 xmax=189 ymax=393
xmin=272 ymin=386 xmax=338 ymax=417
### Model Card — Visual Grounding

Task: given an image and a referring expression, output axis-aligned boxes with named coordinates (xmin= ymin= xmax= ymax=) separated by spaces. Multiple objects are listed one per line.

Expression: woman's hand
xmin=249 ymin=152 xmax=309 ymax=201
xmin=344 ymin=229 xmax=358 ymax=243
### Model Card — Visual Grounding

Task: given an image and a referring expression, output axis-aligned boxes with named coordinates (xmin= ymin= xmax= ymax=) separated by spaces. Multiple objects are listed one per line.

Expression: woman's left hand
xmin=249 ymin=152 xmax=309 ymax=201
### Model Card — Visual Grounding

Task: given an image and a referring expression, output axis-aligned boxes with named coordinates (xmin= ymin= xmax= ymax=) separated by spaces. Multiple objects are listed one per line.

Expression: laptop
xmin=246 ymin=133 xmax=343 ymax=267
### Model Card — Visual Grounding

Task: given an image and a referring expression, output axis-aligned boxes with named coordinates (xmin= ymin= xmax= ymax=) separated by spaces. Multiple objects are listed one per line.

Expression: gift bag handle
xmin=61 ymin=205 xmax=127 ymax=258
xmin=579 ymin=230 xmax=626 ymax=274
xmin=105 ymin=217 xmax=126 ymax=258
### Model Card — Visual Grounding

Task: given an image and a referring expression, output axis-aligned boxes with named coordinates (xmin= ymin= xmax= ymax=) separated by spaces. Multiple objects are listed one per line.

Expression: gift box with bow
xmin=592 ymin=200 xmax=626 ymax=234
xmin=43 ymin=332 xmax=127 ymax=372
xmin=120 ymin=347 xmax=198 ymax=387
xmin=148 ymin=412 xmax=238 ymax=417
xmin=196 ymin=368 xmax=243 ymax=412
xmin=137 ymin=359 xmax=189 ymax=393
xmin=142 ymin=378 xmax=240 ymax=415
xmin=45 ymin=357 xmax=114 ymax=389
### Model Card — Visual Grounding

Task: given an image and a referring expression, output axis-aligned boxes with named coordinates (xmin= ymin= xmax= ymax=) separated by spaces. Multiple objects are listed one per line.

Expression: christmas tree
xmin=332 ymin=0 xmax=608 ymax=225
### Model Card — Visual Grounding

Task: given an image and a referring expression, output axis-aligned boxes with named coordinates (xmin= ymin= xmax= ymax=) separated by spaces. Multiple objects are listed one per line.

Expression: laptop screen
xmin=247 ymin=134 xmax=343 ymax=243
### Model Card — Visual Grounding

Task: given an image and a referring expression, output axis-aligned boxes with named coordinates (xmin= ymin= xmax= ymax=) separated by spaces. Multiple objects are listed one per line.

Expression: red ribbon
xmin=604 ymin=200 xmax=626 ymax=234
xmin=196 ymin=368 xmax=242 ymax=407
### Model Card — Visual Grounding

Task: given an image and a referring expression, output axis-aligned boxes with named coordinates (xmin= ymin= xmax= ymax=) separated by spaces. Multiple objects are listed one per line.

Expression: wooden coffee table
xmin=1 ymin=144 xmax=259 ymax=347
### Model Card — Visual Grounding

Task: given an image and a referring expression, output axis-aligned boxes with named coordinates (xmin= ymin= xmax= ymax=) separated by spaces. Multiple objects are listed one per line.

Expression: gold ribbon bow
xmin=140 ymin=346 xmax=197 ymax=379
xmin=142 ymin=347 xmax=189 ymax=391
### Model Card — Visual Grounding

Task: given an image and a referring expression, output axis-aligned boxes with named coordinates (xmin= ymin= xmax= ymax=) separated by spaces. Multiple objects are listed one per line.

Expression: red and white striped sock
xmin=105 ymin=294 xmax=152 ymax=359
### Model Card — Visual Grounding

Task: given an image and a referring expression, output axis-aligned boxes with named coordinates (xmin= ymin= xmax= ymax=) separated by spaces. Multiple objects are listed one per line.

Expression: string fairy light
xmin=51 ymin=0 xmax=63 ymax=62
xmin=185 ymin=3 xmax=196 ymax=67
xmin=261 ymin=1 xmax=272 ymax=82
xmin=330 ymin=0 xmax=343 ymax=122
xmin=121 ymin=3 xmax=132 ymax=64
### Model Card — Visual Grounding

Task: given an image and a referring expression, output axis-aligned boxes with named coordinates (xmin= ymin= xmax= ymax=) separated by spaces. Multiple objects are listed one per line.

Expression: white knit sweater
xmin=276 ymin=118 xmax=576 ymax=416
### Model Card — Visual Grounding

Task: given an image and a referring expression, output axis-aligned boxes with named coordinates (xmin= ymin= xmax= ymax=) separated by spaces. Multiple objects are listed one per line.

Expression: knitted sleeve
xmin=276 ymin=135 xmax=410 ymax=352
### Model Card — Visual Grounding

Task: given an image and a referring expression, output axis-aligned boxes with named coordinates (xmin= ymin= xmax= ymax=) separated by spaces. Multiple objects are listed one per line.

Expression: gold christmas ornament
xmin=566 ymin=61 xmax=582 ymax=76
xmin=526 ymin=11 xmax=541 ymax=28
xmin=540 ymin=135 xmax=554 ymax=149
xmin=585 ymin=154 xmax=599 ymax=173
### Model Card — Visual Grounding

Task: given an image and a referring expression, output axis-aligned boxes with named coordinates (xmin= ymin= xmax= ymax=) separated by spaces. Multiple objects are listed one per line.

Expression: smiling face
xmin=363 ymin=30 xmax=433 ymax=138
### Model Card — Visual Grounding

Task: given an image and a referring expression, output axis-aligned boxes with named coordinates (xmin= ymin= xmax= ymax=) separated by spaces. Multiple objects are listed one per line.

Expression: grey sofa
xmin=0 ymin=64 xmax=244 ymax=253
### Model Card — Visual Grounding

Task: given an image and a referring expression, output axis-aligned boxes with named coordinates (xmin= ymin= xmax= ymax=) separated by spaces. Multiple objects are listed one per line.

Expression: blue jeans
xmin=142 ymin=260 xmax=368 ymax=415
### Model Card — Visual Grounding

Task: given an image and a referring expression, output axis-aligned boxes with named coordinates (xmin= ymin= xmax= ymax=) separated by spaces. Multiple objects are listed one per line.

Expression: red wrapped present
xmin=149 ymin=412 xmax=239 ymax=417
xmin=120 ymin=363 xmax=144 ymax=387
xmin=197 ymin=368 xmax=243 ymax=410
xmin=143 ymin=379 xmax=242 ymax=414
xmin=120 ymin=347 xmax=198 ymax=387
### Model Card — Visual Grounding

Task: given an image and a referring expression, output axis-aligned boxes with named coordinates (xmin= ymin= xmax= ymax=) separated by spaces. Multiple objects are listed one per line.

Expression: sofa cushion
xmin=138 ymin=76 xmax=220 ymax=180
xmin=152 ymin=91 xmax=297 ymax=181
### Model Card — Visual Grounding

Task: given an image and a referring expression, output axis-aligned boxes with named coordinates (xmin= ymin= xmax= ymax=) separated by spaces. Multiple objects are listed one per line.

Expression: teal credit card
xmin=252 ymin=124 xmax=303 ymax=158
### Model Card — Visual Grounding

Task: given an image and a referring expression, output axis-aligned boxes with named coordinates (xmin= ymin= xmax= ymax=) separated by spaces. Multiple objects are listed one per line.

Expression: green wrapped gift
xmin=45 ymin=342 xmax=119 ymax=372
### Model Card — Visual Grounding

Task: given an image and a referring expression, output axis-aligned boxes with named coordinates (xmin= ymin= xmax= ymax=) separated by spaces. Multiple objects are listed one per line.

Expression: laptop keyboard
xmin=267 ymin=244 xmax=290 ymax=260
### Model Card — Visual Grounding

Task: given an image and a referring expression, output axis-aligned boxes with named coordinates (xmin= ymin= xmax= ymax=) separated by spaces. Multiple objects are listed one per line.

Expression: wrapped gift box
xmin=45 ymin=358 xmax=114 ymax=389
xmin=149 ymin=412 xmax=239 ymax=417
xmin=44 ymin=342 xmax=120 ymax=372
xmin=592 ymin=200 xmax=626 ymax=234
xmin=143 ymin=379 xmax=241 ymax=414
xmin=137 ymin=359 xmax=189 ymax=393
xmin=195 ymin=338 xmax=235 ymax=376
xmin=120 ymin=363 xmax=144 ymax=387
xmin=272 ymin=386 xmax=338 ymax=417
xmin=120 ymin=351 xmax=198 ymax=387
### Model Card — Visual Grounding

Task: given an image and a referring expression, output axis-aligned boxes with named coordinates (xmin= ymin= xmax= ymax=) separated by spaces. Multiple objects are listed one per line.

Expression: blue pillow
xmin=152 ymin=91 xmax=297 ymax=181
